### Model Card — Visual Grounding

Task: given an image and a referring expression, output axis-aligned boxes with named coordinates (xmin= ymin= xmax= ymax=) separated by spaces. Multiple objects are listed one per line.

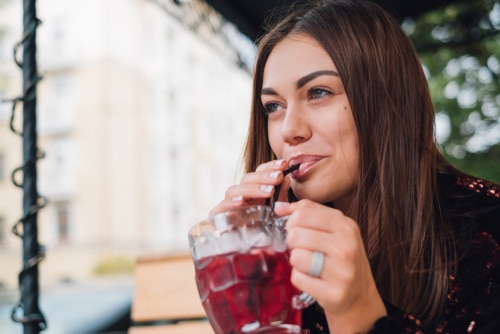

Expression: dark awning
xmin=204 ymin=0 xmax=471 ymax=42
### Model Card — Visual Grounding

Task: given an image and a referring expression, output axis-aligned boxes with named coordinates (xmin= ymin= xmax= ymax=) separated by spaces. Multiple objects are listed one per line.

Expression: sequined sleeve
xmin=368 ymin=302 xmax=425 ymax=334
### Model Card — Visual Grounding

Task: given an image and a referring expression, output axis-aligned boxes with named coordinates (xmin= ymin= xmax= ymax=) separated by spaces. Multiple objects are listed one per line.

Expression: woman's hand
xmin=208 ymin=159 xmax=292 ymax=217
xmin=274 ymin=200 xmax=387 ymax=334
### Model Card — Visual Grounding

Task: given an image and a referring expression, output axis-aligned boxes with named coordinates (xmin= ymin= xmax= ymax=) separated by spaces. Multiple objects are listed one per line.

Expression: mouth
xmin=288 ymin=155 xmax=324 ymax=179
xmin=283 ymin=164 xmax=300 ymax=176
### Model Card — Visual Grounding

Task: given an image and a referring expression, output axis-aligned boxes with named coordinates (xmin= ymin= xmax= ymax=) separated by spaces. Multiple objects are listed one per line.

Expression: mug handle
xmin=294 ymin=292 xmax=315 ymax=309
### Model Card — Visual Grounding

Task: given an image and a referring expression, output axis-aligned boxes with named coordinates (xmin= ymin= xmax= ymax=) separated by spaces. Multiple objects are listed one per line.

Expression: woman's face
xmin=261 ymin=33 xmax=359 ymax=213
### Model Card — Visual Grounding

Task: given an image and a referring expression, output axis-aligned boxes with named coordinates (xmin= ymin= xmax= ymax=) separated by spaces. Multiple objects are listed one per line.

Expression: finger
xmin=286 ymin=226 xmax=333 ymax=251
xmin=273 ymin=201 xmax=292 ymax=216
xmin=290 ymin=267 xmax=336 ymax=304
xmin=209 ymin=161 xmax=290 ymax=217
xmin=239 ymin=169 xmax=284 ymax=188
xmin=289 ymin=249 xmax=346 ymax=302
xmin=224 ymin=183 xmax=276 ymax=203
xmin=225 ymin=161 xmax=291 ymax=202
xmin=289 ymin=248 xmax=326 ymax=276
xmin=209 ymin=202 xmax=238 ymax=217
xmin=224 ymin=159 xmax=290 ymax=202
xmin=254 ymin=159 xmax=287 ymax=172
xmin=209 ymin=185 xmax=273 ymax=218
xmin=277 ymin=176 xmax=291 ymax=202
xmin=286 ymin=200 xmax=346 ymax=232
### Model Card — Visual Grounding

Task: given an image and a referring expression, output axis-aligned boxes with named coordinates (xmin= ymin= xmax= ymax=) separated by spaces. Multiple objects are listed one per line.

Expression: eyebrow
xmin=261 ymin=70 xmax=340 ymax=96
xmin=296 ymin=70 xmax=339 ymax=89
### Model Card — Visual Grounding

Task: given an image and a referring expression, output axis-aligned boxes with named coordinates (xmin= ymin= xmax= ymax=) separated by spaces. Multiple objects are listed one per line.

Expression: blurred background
xmin=0 ymin=0 xmax=499 ymax=332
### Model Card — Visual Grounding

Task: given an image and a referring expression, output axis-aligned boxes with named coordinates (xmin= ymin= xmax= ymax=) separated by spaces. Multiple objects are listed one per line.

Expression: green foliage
xmin=406 ymin=0 xmax=500 ymax=183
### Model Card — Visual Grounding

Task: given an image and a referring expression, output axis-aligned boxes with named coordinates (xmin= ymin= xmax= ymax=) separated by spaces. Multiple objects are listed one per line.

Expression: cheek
xmin=332 ymin=105 xmax=359 ymax=170
xmin=267 ymin=122 xmax=283 ymax=157
xmin=341 ymin=121 xmax=359 ymax=166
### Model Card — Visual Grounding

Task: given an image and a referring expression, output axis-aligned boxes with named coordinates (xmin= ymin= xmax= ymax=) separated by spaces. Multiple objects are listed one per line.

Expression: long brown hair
xmin=244 ymin=0 xmax=456 ymax=324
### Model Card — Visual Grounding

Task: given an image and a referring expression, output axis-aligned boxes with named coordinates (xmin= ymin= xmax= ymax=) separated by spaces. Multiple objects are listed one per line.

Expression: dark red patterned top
xmin=301 ymin=174 xmax=500 ymax=334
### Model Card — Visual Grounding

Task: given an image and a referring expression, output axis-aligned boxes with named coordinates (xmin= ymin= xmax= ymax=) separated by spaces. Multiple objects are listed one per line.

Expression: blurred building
xmin=0 ymin=0 xmax=253 ymax=288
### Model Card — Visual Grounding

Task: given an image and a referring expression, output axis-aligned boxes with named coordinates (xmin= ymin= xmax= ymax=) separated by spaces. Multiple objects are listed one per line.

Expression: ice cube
xmin=217 ymin=229 xmax=242 ymax=254
xmin=195 ymin=267 xmax=210 ymax=301
xmin=203 ymin=290 xmax=235 ymax=334
xmin=207 ymin=253 xmax=236 ymax=292
xmin=233 ymin=250 xmax=266 ymax=280
xmin=191 ymin=231 xmax=219 ymax=261
xmin=259 ymin=277 xmax=287 ymax=323
xmin=241 ymin=227 xmax=272 ymax=250
xmin=225 ymin=282 xmax=260 ymax=331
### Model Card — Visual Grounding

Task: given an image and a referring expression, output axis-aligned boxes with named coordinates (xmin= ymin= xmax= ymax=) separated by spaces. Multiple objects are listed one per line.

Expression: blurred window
xmin=0 ymin=152 xmax=5 ymax=182
xmin=56 ymin=202 xmax=70 ymax=243
xmin=0 ymin=30 xmax=6 ymax=60
xmin=38 ymin=75 xmax=75 ymax=134
xmin=53 ymin=18 xmax=70 ymax=56
xmin=0 ymin=215 xmax=5 ymax=245
xmin=0 ymin=90 xmax=9 ymax=123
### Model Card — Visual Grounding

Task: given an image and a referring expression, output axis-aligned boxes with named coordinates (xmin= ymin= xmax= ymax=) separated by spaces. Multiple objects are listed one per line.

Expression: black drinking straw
xmin=267 ymin=164 xmax=300 ymax=210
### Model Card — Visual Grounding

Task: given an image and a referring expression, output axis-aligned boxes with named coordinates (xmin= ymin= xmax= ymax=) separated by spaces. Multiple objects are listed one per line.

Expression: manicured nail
xmin=274 ymin=159 xmax=285 ymax=166
xmin=273 ymin=201 xmax=290 ymax=209
xmin=260 ymin=185 xmax=274 ymax=193
xmin=232 ymin=195 xmax=243 ymax=203
xmin=269 ymin=171 xmax=281 ymax=179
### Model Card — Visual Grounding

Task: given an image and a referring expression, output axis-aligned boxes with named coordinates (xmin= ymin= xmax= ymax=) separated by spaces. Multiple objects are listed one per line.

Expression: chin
xmin=291 ymin=187 xmax=334 ymax=204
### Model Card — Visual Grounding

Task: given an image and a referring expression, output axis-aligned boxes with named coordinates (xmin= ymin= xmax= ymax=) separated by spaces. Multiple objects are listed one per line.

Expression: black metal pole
xmin=20 ymin=0 xmax=43 ymax=333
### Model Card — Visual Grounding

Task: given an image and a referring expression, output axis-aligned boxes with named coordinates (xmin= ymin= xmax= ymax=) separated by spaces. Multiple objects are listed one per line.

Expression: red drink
xmin=194 ymin=247 xmax=302 ymax=334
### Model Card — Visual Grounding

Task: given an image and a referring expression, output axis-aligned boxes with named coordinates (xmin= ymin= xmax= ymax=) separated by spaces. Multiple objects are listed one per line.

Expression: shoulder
xmin=455 ymin=175 xmax=500 ymax=200
xmin=438 ymin=173 xmax=500 ymax=242
xmin=437 ymin=173 xmax=500 ymax=333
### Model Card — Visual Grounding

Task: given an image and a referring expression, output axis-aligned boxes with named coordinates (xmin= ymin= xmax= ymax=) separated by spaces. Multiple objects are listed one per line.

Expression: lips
xmin=288 ymin=155 xmax=323 ymax=178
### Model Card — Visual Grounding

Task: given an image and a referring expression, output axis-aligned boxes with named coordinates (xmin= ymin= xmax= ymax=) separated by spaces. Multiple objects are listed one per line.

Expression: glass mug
xmin=188 ymin=205 xmax=314 ymax=334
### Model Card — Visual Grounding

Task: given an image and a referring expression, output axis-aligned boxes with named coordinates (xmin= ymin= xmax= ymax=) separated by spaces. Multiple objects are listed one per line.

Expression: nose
xmin=280 ymin=102 xmax=311 ymax=145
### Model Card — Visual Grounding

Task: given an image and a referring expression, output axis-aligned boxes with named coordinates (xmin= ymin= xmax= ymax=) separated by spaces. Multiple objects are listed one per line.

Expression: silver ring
xmin=309 ymin=251 xmax=325 ymax=277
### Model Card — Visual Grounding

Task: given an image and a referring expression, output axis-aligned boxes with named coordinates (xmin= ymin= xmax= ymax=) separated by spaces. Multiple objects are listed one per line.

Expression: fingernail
xmin=274 ymin=159 xmax=285 ymax=166
xmin=260 ymin=185 xmax=274 ymax=193
xmin=232 ymin=195 xmax=243 ymax=203
xmin=269 ymin=171 xmax=281 ymax=179
xmin=273 ymin=201 xmax=290 ymax=209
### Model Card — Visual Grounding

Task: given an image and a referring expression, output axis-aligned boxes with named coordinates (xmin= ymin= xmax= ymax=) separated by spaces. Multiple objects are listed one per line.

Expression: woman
xmin=209 ymin=0 xmax=500 ymax=333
